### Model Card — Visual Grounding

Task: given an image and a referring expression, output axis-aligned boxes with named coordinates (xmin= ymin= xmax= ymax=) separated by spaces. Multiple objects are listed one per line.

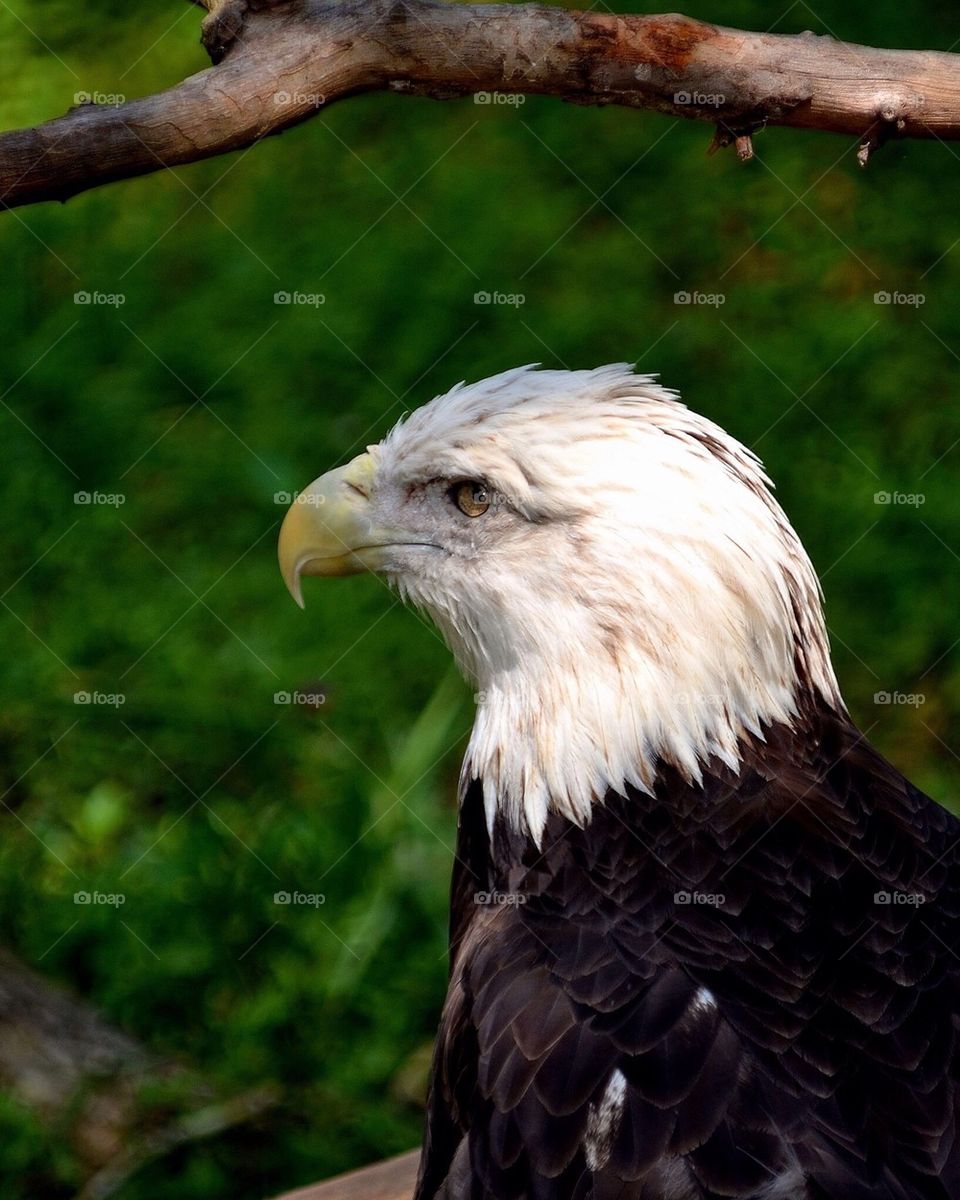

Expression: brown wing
xmin=417 ymin=711 xmax=960 ymax=1200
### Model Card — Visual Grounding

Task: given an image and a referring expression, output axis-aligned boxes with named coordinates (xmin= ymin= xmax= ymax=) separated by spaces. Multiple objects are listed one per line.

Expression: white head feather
xmin=368 ymin=364 xmax=843 ymax=844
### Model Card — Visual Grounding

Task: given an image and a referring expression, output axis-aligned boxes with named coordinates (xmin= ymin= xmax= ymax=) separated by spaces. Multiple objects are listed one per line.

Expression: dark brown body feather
xmin=414 ymin=705 xmax=960 ymax=1200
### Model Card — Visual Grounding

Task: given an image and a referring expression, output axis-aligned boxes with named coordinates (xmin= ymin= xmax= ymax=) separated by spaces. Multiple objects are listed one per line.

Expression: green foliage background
xmin=1 ymin=0 xmax=959 ymax=1195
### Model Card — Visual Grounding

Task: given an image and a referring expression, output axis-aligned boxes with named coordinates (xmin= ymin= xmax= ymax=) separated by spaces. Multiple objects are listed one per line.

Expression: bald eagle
xmin=278 ymin=365 xmax=960 ymax=1200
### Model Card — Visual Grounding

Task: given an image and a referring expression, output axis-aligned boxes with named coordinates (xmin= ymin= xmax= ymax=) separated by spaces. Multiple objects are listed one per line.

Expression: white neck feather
xmin=456 ymin=517 xmax=839 ymax=845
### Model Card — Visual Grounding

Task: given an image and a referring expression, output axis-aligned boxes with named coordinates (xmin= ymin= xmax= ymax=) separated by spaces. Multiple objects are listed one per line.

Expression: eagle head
xmin=279 ymin=365 xmax=842 ymax=843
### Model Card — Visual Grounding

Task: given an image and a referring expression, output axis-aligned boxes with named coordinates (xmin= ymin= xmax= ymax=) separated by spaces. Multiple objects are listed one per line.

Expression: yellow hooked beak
xmin=278 ymin=452 xmax=427 ymax=607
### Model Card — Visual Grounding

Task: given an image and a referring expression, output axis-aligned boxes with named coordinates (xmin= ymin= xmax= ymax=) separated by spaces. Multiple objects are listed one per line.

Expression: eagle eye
xmin=451 ymin=480 xmax=491 ymax=518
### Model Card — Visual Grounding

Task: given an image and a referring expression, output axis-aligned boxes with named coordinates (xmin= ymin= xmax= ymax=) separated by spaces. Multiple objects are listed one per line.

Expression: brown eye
xmin=453 ymin=481 xmax=491 ymax=518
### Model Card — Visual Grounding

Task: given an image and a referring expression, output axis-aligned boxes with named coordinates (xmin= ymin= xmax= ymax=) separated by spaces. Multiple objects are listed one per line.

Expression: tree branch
xmin=269 ymin=1148 xmax=420 ymax=1200
xmin=3 ymin=0 xmax=959 ymax=210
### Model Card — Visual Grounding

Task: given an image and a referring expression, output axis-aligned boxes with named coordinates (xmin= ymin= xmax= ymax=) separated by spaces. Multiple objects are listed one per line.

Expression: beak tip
xmin=279 ymin=453 xmax=378 ymax=602
xmin=281 ymin=565 xmax=306 ymax=609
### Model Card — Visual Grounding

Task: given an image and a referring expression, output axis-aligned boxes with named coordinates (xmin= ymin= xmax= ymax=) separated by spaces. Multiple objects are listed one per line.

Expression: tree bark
xmin=2 ymin=0 xmax=959 ymax=210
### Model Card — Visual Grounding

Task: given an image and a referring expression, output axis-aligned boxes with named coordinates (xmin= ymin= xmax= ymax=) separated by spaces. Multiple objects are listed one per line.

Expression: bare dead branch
xmin=2 ymin=0 xmax=959 ymax=210
xmin=0 ymin=949 xmax=281 ymax=1197
xmin=77 ymin=1084 xmax=281 ymax=1200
